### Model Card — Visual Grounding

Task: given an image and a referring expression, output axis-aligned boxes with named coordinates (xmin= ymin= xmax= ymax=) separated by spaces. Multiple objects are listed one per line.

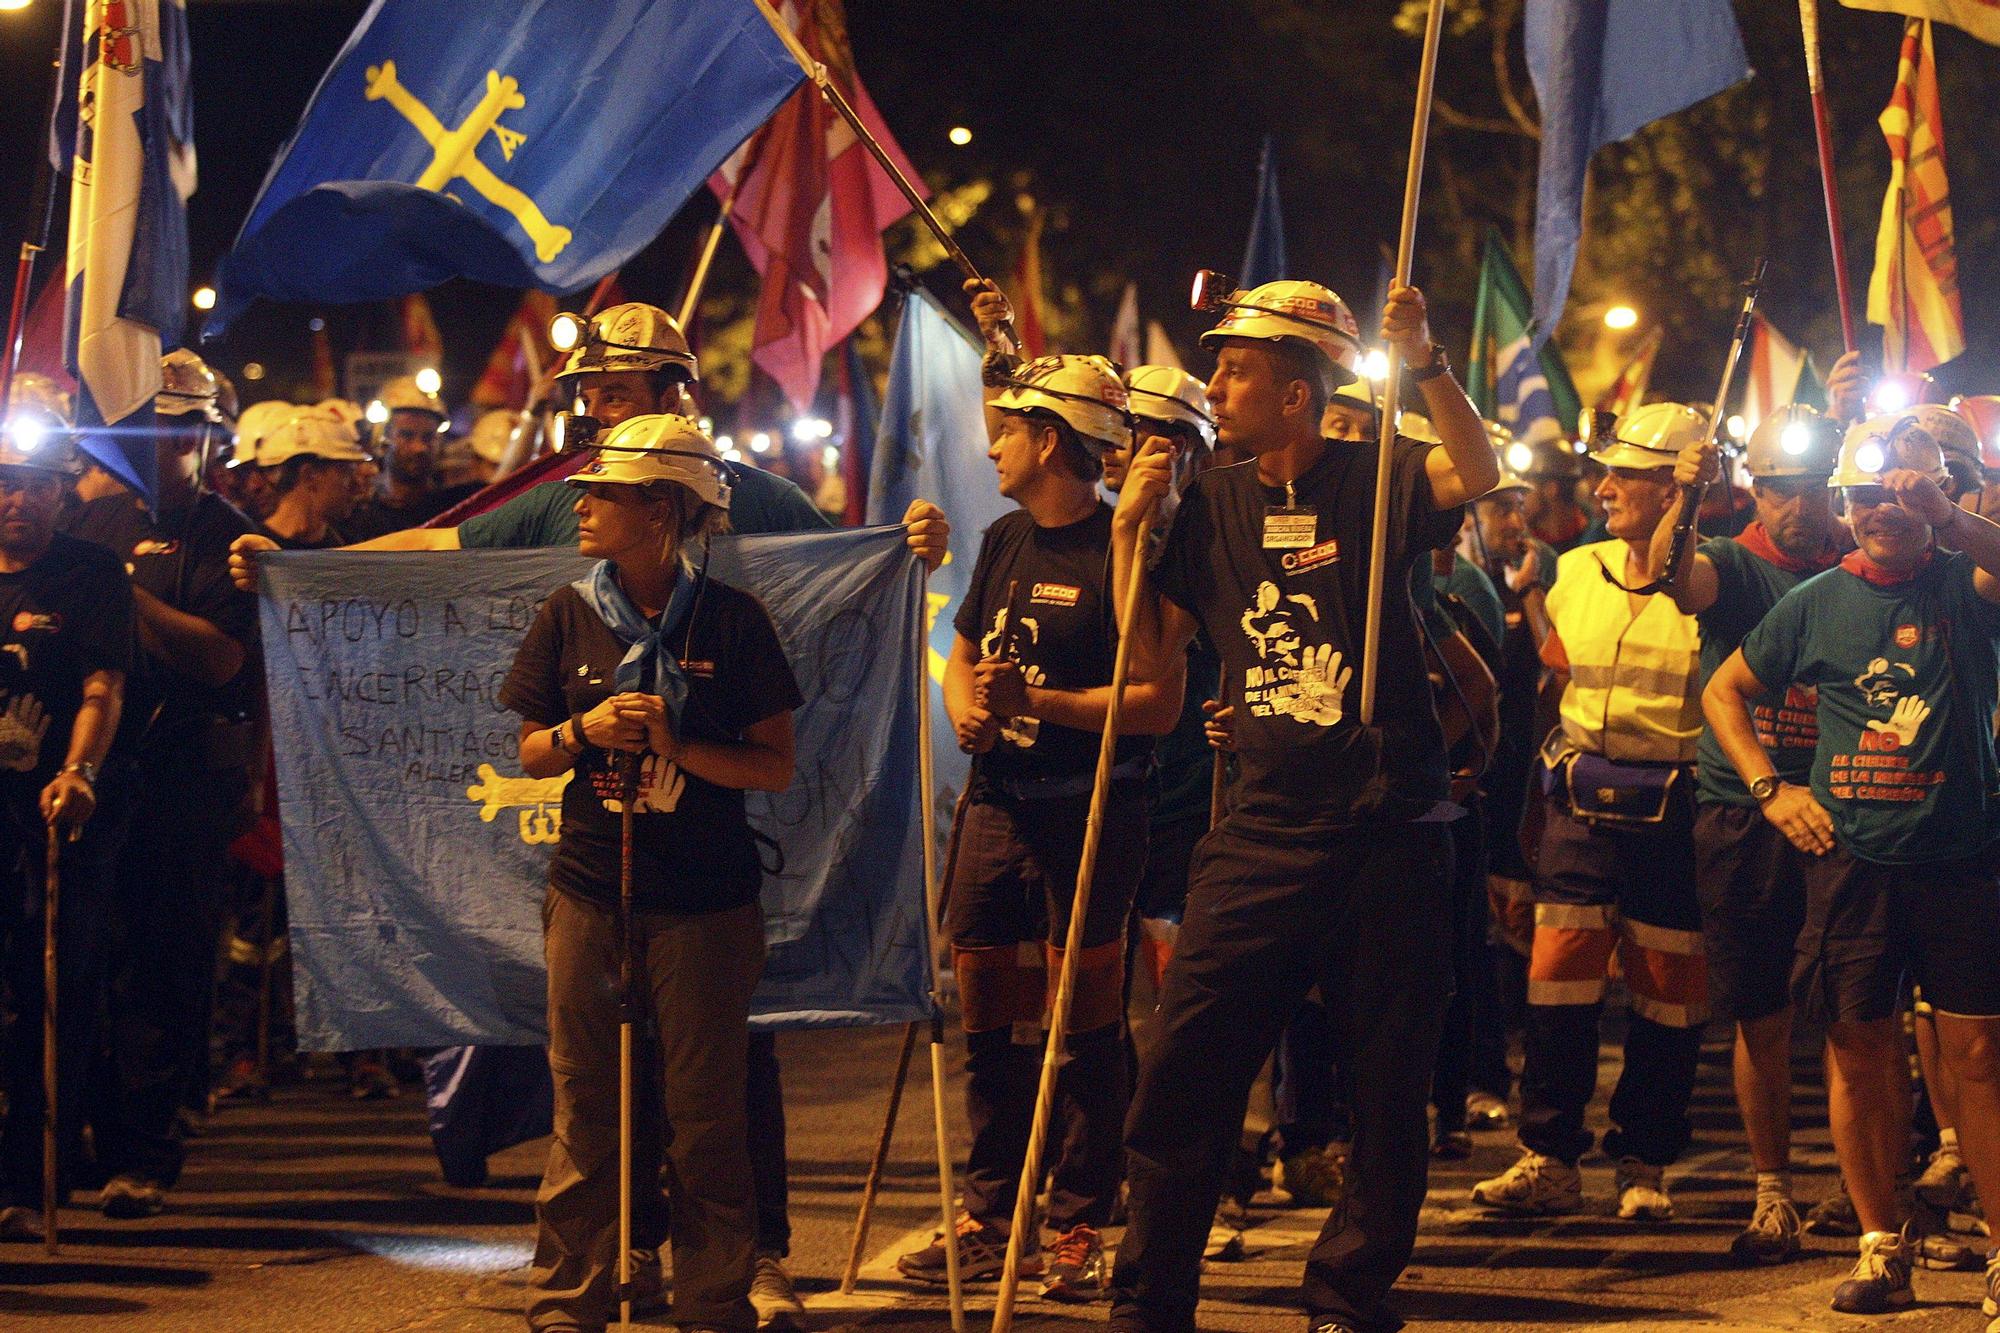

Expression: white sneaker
xmin=1916 ymin=1143 xmax=1974 ymax=1213
xmin=1981 ymin=1246 xmax=1999 ymax=1331
xmin=1471 ymin=1149 xmax=1583 ymax=1215
xmin=750 ymin=1254 xmax=805 ymax=1329
xmin=1615 ymin=1158 xmax=1674 ymax=1221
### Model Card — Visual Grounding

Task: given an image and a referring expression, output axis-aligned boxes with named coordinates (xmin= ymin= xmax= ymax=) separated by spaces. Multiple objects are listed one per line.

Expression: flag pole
xmin=913 ymin=583 xmax=966 ymax=1333
xmin=1 ymin=22 xmax=68 ymax=421
xmin=1359 ymin=0 xmax=1447 ymax=726
xmin=678 ymin=175 xmax=745 ymax=331
xmin=747 ymin=0 xmax=1018 ymax=352
xmin=1799 ymin=0 xmax=1857 ymax=353
xmin=990 ymin=517 xmax=1152 ymax=1333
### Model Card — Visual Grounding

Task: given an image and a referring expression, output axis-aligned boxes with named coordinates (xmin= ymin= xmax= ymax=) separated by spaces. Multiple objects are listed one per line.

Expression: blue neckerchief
xmin=571 ymin=560 xmax=696 ymax=725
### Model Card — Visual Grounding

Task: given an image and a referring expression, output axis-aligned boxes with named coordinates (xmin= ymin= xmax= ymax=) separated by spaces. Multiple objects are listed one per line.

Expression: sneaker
xmin=1464 ymin=1090 xmax=1510 ymax=1130
xmin=1039 ymin=1223 xmax=1105 ymax=1303
xmin=1805 ymin=1189 xmax=1862 ymax=1237
xmin=1830 ymin=1230 xmax=1914 ymax=1314
xmin=1430 ymin=1129 xmax=1473 ymax=1161
xmin=1471 ymin=1149 xmax=1582 ymax=1215
xmin=750 ymin=1254 xmax=805 ymax=1328
xmin=1615 ymin=1158 xmax=1674 ymax=1222
xmin=0 ymin=1205 xmax=42 ymax=1241
xmin=1306 ymin=1320 xmax=1359 ymax=1333
xmin=896 ymin=1212 xmax=1041 ymax=1284
xmin=1729 ymin=1192 xmax=1801 ymax=1264
xmin=100 ymin=1175 xmax=164 ymax=1220
xmin=1205 ymin=1202 xmax=1247 ymax=1263
xmin=1277 ymin=1144 xmax=1348 ymax=1209
xmin=1982 ymin=1247 xmax=1999 ymax=1329
xmin=1916 ymin=1143 xmax=1975 ymax=1214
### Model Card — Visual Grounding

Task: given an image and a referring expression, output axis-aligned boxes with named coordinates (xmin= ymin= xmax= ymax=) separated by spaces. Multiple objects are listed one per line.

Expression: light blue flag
xmin=1526 ymin=0 xmax=1749 ymax=341
xmin=867 ymin=289 xmax=1009 ymax=833
xmin=1239 ymin=137 xmax=1287 ymax=289
xmin=257 ymin=530 xmax=931 ymax=1050
xmin=210 ymin=0 xmax=803 ymax=333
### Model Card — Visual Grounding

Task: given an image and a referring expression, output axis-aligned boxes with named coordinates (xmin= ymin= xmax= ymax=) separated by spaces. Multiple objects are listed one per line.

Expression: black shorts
xmin=1793 ymin=848 xmax=2000 ymax=1023
xmin=1134 ymin=812 xmax=1205 ymax=922
xmin=1694 ymin=802 xmax=1810 ymax=1024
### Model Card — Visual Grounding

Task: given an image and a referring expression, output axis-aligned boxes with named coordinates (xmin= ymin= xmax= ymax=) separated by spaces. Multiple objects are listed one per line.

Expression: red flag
xmin=1595 ymin=326 xmax=1661 ymax=417
xmin=709 ymin=0 xmax=917 ymax=412
xmin=1741 ymin=315 xmax=1808 ymax=432
xmin=1012 ymin=207 xmax=1049 ymax=358
xmin=1867 ymin=19 xmax=1964 ymax=372
xmin=15 ymin=271 xmax=76 ymax=392
xmin=471 ymin=289 xmax=558 ymax=409
xmin=309 ymin=321 xmax=336 ymax=400
xmin=400 ymin=293 xmax=443 ymax=366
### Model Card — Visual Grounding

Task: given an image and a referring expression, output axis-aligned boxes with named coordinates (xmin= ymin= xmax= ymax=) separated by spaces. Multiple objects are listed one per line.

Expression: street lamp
xmin=0 ymin=2 xmax=35 ymax=13
xmin=948 ymin=126 xmax=972 ymax=147
xmin=1603 ymin=305 xmax=1638 ymax=331
xmin=191 ymin=286 xmax=216 ymax=311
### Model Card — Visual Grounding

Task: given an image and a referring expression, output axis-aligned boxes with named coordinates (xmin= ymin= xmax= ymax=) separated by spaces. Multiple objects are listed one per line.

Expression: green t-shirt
xmin=1740 ymin=550 xmax=2000 ymax=864
xmin=457 ymin=463 xmax=832 ymax=547
xmin=1694 ymin=535 xmax=1825 ymax=805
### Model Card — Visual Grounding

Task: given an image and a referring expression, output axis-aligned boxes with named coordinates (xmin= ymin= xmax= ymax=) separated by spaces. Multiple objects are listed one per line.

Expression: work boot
xmin=1464 ymin=1090 xmax=1510 ymax=1130
xmin=1471 ymin=1149 xmax=1583 ymax=1215
xmin=100 ymin=1175 xmax=165 ymax=1220
xmin=896 ymin=1212 xmax=1041 ymax=1284
xmin=1729 ymin=1190 xmax=1801 ymax=1264
xmin=1277 ymin=1143 xmax=1347 ymax=1209
xmin=1039 ymin=1223 xmax=1106 ymax=1303
xmin=1615 ymin=1158 xmax=1674 ymax=1221
xmin=750 ymin=1254 xmax=804 ymax=1328
xmin=1830 ymin=1230 xmax=1915 ymax=1314
xmin=1805 ymin=1188 xmax=1862 ymax=1237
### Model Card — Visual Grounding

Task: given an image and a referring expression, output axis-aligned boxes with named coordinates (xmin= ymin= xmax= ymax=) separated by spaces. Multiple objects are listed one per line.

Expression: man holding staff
xmin=897 ymin=280 xmax=1179 ymax=1300
xmin=1107 ymin=275 xmax=1496 ymax=1333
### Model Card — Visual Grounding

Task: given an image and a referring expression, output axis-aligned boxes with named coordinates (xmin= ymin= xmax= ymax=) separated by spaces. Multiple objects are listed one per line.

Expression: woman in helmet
xmin=500 ymin=414 xmax=801 ymax=1333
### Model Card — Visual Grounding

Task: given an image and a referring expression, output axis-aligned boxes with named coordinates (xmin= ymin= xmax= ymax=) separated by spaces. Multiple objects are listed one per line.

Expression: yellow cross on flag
xmin=1867 ymin=19 xmax=1965 ymax=373
xmin=1839 ymin=0 xmax=2000 ymax=44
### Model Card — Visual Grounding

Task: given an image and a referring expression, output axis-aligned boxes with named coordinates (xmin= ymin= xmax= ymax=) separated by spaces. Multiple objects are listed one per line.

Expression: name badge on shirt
xmin=1262 ymin=507 xmax=1317 ymax=550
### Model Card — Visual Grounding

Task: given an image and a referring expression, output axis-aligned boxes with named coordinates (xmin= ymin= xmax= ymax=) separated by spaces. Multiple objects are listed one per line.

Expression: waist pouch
xmin=1544 ymin=751 xmax=1684 ymax=826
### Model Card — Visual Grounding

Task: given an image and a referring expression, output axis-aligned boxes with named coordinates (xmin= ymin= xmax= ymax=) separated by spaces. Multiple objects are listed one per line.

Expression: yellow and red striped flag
xmin=1867 ymin=19 xmax=1964 ymax=372
xmin=1839 ymin=0 xmax=2000 ymax=44
xmin=1012 ymin=206 xmax=1050 ymax=358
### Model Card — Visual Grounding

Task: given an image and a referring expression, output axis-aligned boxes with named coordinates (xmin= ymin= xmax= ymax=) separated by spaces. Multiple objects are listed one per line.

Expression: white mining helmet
xmin=231 ymin=401 xmax=299 ymax=468
xmin=156 ymin=348 xmax=225 ymax=424
xmin=551 ymin=302 xmax=699 ymax=384
xmin=1829 ymin=414 xmax=1947 ymax=490
xmin=376 ymin=373 xmax=447 ymax=424
xmin=1742 ymin=404 xmax=1841 ymax=479
xmin=992 ymin=355 xmax=1132 ymax=451
xmin=1195 ymin=276 xmax=1362 ymax=392
xmin=253 ymin=404 xmax=374 ymax=468
xmin=1123 ymin=364 xmax=1215 ymax=448
xmin=1590 ymin=402 xmax=1709 ymax=472
xmin=567 ymin=413 xmax=732 ymax=511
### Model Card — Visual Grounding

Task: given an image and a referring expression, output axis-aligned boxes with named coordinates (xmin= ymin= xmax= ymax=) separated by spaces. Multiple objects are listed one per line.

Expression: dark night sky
xmin=0 ymin=0 xmax=1993 ymax=414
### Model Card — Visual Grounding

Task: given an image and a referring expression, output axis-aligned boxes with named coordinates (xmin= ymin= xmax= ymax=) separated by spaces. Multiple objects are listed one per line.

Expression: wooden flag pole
xmin=1359 ymin=0 xmax=1447 ymax=726
xmin=913 ymin=585 xmax=967 ymax=1333
xmin=990 ymin=519 xmax=1152 ymax=1333
xmin=42 ymin=820 xmax=60 ymax=1254
xmin=1799 ymin=0 xmax=1858 ymax=353
xmin=678 ymin=175 xmax=746 ymax=331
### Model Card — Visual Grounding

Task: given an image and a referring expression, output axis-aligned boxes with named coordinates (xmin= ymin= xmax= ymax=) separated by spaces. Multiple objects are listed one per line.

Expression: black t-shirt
xmin=951 ymin=504 xmax=1149 ymax=787
xmin=66 ymin=490 xmax=260 ymax=735
xmin=343 ymin=486 xmax=475 ymax=543
xmin=255 ymin=519 xmax=346 ymax=552
xmin=500 ymin=577 xmax=803 ymax=913
xmin=1152 ymin=440 xmax=1463 ymax=836
xmin=0 ymin=532 xmax=136 ymax=800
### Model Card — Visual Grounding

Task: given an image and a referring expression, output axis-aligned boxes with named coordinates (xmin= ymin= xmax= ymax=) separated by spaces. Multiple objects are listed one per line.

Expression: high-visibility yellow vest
xmin=1545 ymin=539 xmax=1702 ymax=763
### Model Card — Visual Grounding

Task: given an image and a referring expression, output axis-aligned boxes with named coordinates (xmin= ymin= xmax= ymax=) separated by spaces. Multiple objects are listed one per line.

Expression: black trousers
xmin=1112 ymin=817 xmax=1453 ymax=1333
xmin=1430 ymin=798 xmax=1489 ymax=1133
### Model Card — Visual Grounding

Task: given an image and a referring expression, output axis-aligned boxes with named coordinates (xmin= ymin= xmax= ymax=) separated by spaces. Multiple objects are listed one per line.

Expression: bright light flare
xmin=1359 ymin=349 xmax=1389 ymax=382
xmin=749 ymin=431 xmax=772 ymax=454
xmin=821 ymin=444 xmax=840 ymax=472
xmin=1505 ymin=441 xmax=1534 ymax=474
xmin=1725 ymin=414 xmax=1747 ymax=442
xmin=413 ymin=367 xmax=442 ymax=396
xmin=1603 ymin=305 xmax=1639 ymax=331
xmin=1855 ymin=441 xmax=1886 ymax=474
xmin=790 ymin=416 xmax=832 ymax=443
xmin=948 ymin=126 xmax=972 ymax=147
xmin=1871 ymin=380 xmax=1912 ymax=413
xmin=549 ymin=311 xmax=587 ymax=352
xmin=191 ymin=286 xmax=216 ymax=312
xmin=6 ymin=418 xmax=48 ymax=453
xmin=1781 ymin=421 xmax=1811 ymax=456
xmin=365 ymin=400 xmax=389 ymax=426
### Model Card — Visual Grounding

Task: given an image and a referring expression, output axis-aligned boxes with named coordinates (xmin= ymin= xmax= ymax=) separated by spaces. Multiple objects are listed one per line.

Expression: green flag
xmin=1466 ymin=227 xmax=1583 ymax=437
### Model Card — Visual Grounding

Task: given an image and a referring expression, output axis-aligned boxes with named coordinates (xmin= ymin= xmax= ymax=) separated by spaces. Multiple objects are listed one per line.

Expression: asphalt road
xmin=2 ymin=1019 xmax=1991 ymax=1332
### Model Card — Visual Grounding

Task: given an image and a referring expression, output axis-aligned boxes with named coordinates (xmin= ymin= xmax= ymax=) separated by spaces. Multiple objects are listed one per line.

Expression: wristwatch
xmin=1409 ymin=344 xmax=1452 ymax=383
xmin=59 ymin=761 xmax=98 ymax=787
xmin=1749 ymin=774 xmax=1781 ymax=803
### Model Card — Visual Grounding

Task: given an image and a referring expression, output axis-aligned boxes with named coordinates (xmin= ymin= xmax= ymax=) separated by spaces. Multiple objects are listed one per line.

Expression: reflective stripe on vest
xmin=1545 ymin=540 xmax=1702 ymax=763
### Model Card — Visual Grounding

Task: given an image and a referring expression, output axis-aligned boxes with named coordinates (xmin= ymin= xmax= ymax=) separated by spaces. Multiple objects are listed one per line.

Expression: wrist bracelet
xmin=568 ymin=712 xmax=591 ymax=753
xmin=59 ymin=761 xmax=97 ymax=787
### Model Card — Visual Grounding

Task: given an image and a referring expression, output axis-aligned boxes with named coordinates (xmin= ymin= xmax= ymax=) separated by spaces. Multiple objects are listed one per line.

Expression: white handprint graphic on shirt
xmin=0 ymin=693 xmax=50 ymax=772
xmin=1864 ymin=694 xmax=1931 ymax=748
xmin=1268 ymin=644 xmax=1352 ymax=727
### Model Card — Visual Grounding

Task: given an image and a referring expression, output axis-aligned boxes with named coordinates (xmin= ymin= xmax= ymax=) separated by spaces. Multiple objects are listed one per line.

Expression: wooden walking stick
xmin=42 ymin=818 xmax=60 ymax=1255
xmin=840 ymin=785 xmax=973 ymax=1295
xmin=913 ymin=581 xmax=967 ymax=1333
xmin=990 ymin=518 xmax=1153 ymax=1333
xmin=1358 ymin=0 xmax=1448 ymax=726
xmin=615 ymin=753 xmax=640 ymax=1332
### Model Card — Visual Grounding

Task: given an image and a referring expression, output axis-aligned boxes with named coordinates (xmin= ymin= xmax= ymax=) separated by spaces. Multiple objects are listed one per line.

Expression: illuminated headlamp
xmin=1576 ymin=408 xmax=1618 ymax=448
xmin=550 ymin=412 xmax=603 ymax=453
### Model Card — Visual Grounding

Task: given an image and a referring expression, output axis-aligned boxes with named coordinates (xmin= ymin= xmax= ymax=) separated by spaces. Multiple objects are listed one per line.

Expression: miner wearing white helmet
xmin=499 ymin=412 xmax=799 ymax=1333
xmin=1472 ymin=402 xmax=1711 ymax=1226
xmin=346 ymin=373 xmax=461 ymax=541
xmin=63 ymin=348 xmax=265 ymax=1222
xmin=1103 ymin=364 xmax=1214 ymax=494
xmin=0 ymin=377 xmax=132 ymax=1241
xmin=1615 ymin=402 xmax=1845 ymax=1263
xmin=247 ymin=405 xmax=372 ymax=550
xmin=1104 ymin=267 xmax=1496 ymax=1333
xmin=910 ymin=282 xmax=1178 ymax=1300
xmin=1705 ymin=413 xmax=2000 ymax=1318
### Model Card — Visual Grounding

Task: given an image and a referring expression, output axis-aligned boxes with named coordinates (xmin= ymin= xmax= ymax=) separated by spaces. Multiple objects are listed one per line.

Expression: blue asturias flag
xmin=867 ymin=289 xmax=1008 ymax=828
xmin=1239 ymin=136 xmax=1287 ymax=288
xmin=1525 ymin=0 xmax=1750 ymax=340
xmin=209 ymin=0 xmax=803 ymax=332
xmin=53 ymin=0 xmax=197 ymax=504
